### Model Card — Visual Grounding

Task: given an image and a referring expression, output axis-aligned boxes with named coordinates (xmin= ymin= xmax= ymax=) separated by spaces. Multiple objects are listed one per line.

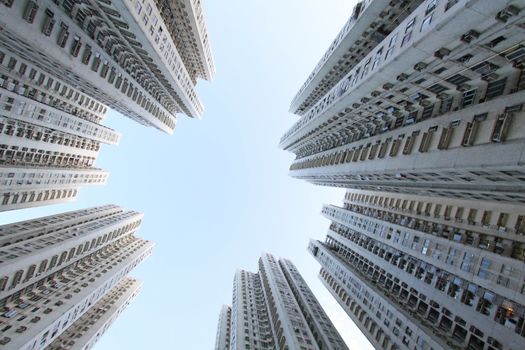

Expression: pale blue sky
xmin=0 ymin=1 xmax=374 ymax=349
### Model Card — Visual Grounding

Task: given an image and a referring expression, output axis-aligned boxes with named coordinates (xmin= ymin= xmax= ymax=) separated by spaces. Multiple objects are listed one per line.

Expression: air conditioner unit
xmin=481 ymin=73 xmax=499 ymax=82
xmin=460 ymin=30 xmax=480 ymax=43
xmin=437 ymin=92 xmax=449 ymax=100
xmin=397 ymin=73 xmax=409 ymax=81
xmin=419 ymin=99 xmax=432 ymax=107
xmin=434 ymin=48 xmax=451 ymax=59
xmin=456 ymin=83 xmax=471 ymax=92
xmin=383 ymin=82 xmax=394 ymax=90
xmin=496 ymin=5 xmax=520 ymax=22
xmin=393 ymin=110 xmax=403 ymax=117
xmin=414 ymin=62 xmax=428 ymax=72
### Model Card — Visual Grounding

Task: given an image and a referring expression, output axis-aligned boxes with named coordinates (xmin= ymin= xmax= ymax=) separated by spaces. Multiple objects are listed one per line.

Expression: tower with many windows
xmin=0 ymin=0 xmax=215 ymax=133
xmin=310 ymin=188 xmax=525 ymax=350
xmin=0 ymin=205 xmax=152 ymax=350
xmin=0 ymin=0 xmax=215 ymax=211
xmin=281 ymin=1 xmax=525 ymax=349
xmin=214 ymin=305 xmax=231 ymax=350
xmin=217 ymin=253 xmax=348 ymax=350
xmin=0 ymin=47 xmax=117 ymax=211
xmin=281 ymin=0 xmax=525 ymax=203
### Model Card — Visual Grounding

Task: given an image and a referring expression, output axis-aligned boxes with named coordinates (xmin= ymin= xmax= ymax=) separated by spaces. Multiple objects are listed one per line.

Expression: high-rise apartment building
xmin=0 ymin=204 xmax=152 ymax=350
xmin=281 ymin=0 xmax=525 ymax=203
xmin=47 ymin=277 xmax=143 ymax=350
xmin=215 ymin=253 xmax=348 ymax=350
xmin=281 ymin=1 xmax=525 ymax=350
xmin=0 ymin=0 xmax=215 ymax=133
xmin=309 ymin=188 xmax=525 ymax=350
xmin=214 ymin=305 xmax=231 ymax=350
xmin=0 ymin=0 xmax=215 ymax=211
xmin=0 ymin=50 xmax=116 ymax=211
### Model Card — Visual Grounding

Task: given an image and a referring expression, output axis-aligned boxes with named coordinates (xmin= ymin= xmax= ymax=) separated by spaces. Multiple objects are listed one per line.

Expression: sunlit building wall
xmin=214 ymin=305 xmax=231 ymax=350
xmin=281 ymin=0 xmax=525 ymax=203
xmin=282 ymin=0 xmax=525 ymax=349
xmin=0 ymin=0 xmax=215 ymax=211
xmin=310 ymin=188 xmax=525 ymax=350
xmin=217 ymin=253 xmax=349 ymax=350
xmin=0 ymin=205 xmax=152 ymax=350
xmin=0 ymin=0 xmax=215 ymax=133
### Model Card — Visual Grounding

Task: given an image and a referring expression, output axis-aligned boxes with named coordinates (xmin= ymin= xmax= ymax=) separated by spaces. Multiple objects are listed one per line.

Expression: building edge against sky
xmin=0 ymin=0 xmax=215 ymax=211
xmin=0 ymin=0 xmax=215 ymax=348
xmin=281 ymin=0 xmax=525 ymax=350
xmin=0 ymin=0 xmax=216 ymax=134
xmin=214 ymin=253 xmax=348 ymax=350
xmin=309 ymin=188 xmax=525 ymax=350
xmin=0 ymin=204 xmax=152 ymax=350
xmin=280 ymin=0 xmax=525 ymax=202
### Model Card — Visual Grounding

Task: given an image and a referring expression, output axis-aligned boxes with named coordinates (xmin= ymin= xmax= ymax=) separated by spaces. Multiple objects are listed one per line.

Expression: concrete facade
xmin=282 ymin=1 xmax=525 ymax=350
xmin=47 ymin=277 xmax=143 ymax=350
xmin=0 ymin=0 xmax=215 ymax=211
xmin=0 ymin=50 xmax=115 ymax=211
xmin=217 ymin=253 xmax=348 ymax=350
xmin=0 ymin=0 xmax=215 ymax=132
xmin=281 ymin=0 xmax=525 ymax=203
xmin=0 ymin=205 xmax=152 ymax=350
xmin=214 ymin=305 xmax=232 ymax=350
xmin=309 ymin=188 xmax=525 ymax=350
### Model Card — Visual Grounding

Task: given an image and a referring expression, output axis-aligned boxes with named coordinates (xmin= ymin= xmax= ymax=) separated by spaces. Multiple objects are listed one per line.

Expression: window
xmin=403 ymin=132 xmax=417 ymax=154
xmin=91 ymin=52 xmax=101 ymax=72
xmin=420 ymin=15 xmax=433 ymax=32
xmin=461 ymin=253 xmax=476 ymax=272
xmin=446 ymin=247 xmax=459 ymax=265
xmin=481 ymin=211 xmax=492 ymax=226
xmin=477 ymin=258 xmax=492 ymax=279
xmin=411 ymin=236 xmax=420 ymax=250
xmin=372 ymin=48 xmax=383 ymax=70
xmin=421 ymin=239 xmax=431 ymax=255
xmin=11 ymin=270 xmax=23 ymax=288
xmin=461 ymin=121 xmax=479 ymax=147
xmin=361 ymin=58 xmax=371 ymax=78
xmin=426 ymin=0 xmax=438 ymax=15
xmin=378 ymin=138 xmax=390 ymax=158
xmin=491 ymin=113 xmax=512 ymax=143
xmin=57 ymin=23 xmax=69 ymax=48
xmin=419 ymin=131 xmax=433 ymax=152
xmin=385 ymin=33 xmax=398 ymax=59
xmin=485 ymin=36 xmax=506 ymax=48
xmin=485 ymin=78 xmax=508 ymax=100
xmin=42 ymin=9 xmax=56 ymax=36
xmin=390 ymin=136 xmax=403 ymax=156
xmin=23 ymin=1 xmax=39 ymax=23
xmin=515 ymin=215 xmax=525 ymax=235
xmin=0 ymin=277 xmax=8 ymax=291
xmin=438 ymin=127 xmax=453 ymax=150
xmin=24 ymin=265 xmax=37 ymax=281
xmin=70 ymin=36 xmax=82 ymax=57
xmin=402 ymin=18 xmax=416 ymax=47
xmin=135 ymin=2 xmax=142 ymax=14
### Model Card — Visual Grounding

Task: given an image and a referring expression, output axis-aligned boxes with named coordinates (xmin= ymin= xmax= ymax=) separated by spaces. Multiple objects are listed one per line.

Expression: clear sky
xmin=0 ymin=1 xmax=374 ymax=349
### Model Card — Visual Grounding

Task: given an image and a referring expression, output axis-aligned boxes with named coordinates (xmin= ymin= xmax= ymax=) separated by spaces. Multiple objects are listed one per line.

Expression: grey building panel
xmin=217 ymin=254 xmax=349 ymax=350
